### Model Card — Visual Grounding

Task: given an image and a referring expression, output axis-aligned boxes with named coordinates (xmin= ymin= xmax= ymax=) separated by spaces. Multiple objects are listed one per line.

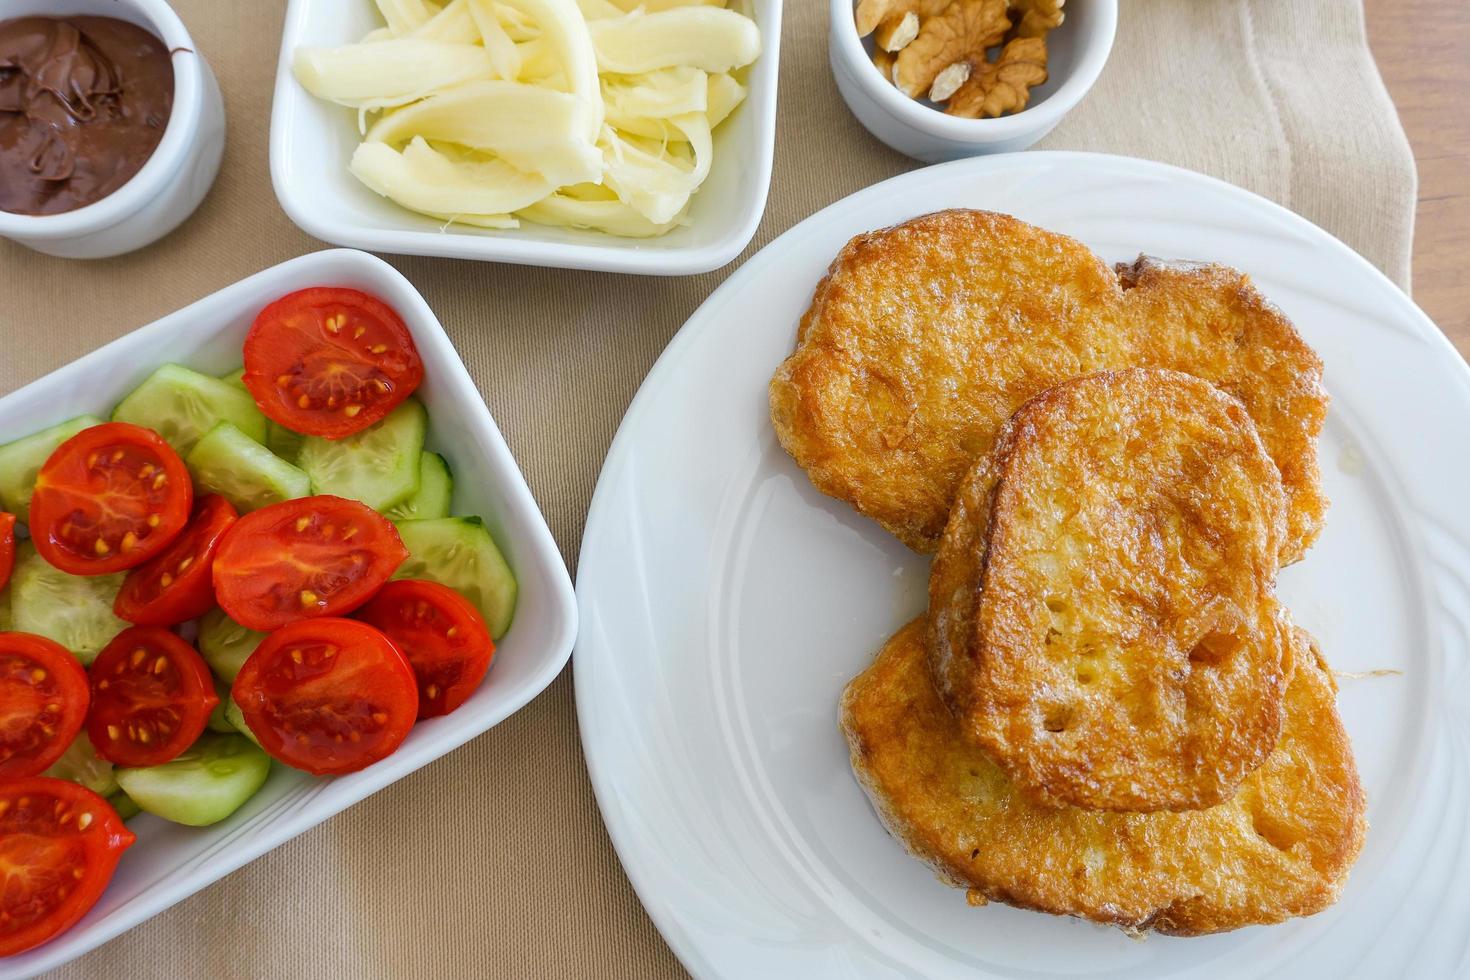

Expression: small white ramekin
xmin=830 ymin=0 xmax=1117 ymax=163
xmin=0 ymin=0 xmax=225 ymax=259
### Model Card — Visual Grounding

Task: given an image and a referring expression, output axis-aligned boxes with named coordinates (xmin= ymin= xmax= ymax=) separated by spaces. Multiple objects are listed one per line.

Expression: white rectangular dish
xmin=269 ymin=0 xmax=782 ymax=275
xmin=0 ymin=249 xmax=577 ymax=979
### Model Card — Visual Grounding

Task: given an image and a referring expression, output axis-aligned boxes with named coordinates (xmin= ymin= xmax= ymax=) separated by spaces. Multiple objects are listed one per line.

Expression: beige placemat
xmin=4 ymin=1 xmax=1412 ymax=976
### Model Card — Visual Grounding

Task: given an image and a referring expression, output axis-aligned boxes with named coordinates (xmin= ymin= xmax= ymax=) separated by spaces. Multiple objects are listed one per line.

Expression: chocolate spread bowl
xmin=0 ymin=0 xmax=223 ymax=258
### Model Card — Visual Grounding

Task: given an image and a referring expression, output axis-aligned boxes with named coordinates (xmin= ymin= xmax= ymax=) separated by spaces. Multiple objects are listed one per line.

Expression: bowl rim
xmin=0 ymin=0 xmax=206 ymax=238
xmin=827 ymin=0 xmax=1118 ymax=143
xmin=268 ymin=0 xmax=783 ymax=275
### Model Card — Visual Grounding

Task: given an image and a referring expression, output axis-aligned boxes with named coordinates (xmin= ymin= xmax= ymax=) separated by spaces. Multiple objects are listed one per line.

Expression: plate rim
xmin=572 ymin=150 xmax=1470 ymax=979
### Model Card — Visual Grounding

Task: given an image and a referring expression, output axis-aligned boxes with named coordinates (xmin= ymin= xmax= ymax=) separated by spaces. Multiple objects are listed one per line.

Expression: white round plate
xmin=575 ymin=152 xmax=1470 ymax=979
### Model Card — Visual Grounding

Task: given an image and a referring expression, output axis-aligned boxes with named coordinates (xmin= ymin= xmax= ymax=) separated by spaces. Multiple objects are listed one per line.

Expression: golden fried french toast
xmin=928 ymin=370 xmax=1288 ymax=812
xmin=841 ymin=618 xmax=1365 ymax=935
xmin=768 ymin=210 xmax=1327 ymax=563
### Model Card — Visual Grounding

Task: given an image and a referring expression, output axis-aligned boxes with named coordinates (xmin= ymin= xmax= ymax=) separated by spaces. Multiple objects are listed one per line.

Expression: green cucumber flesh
xmin=393 ymin=516 xmax=517 ymax=638
xmin=221 ymin=370 xmax=310 ymax=462
xmin=386 ymin=452 xmax=453 ymax=521
xmin=206 ymin=685 xmax=236 ymax=733
xmin=266 ymin=423 xmax=306 ymax=463
xmin=115 ymin=734 xmax=271 ymax=827
xmin=11 ymin=542 xmax=127 ymax=664
xmin=0 ymin=415 xmax=103 ymax=523
xmin=197 ymin=606 xmax=266 ymax=683
xmin=108 ymin=792 xmax=141 ymax=821
xmin=297 ymin=398 xmax=427 ymax=511
xmin=186 ymin=421 xmax=310 ymax=512
xmin=111 ymin=363 xmax=267 ymax=456
xmin=224 ymin=696 xmax=261 ymax=748
xmin=43 ymin=731 xmax=119 ymax=797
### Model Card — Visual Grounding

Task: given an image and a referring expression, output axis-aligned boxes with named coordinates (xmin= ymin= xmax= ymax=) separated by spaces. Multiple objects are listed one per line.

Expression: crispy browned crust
xmin=927 ymin=369 xmax=1289 ymax=812
xmin=840 ymin=618 xmax=1366 ymax=935
xmin=769 ymin=210 xmax=1327 ymax=563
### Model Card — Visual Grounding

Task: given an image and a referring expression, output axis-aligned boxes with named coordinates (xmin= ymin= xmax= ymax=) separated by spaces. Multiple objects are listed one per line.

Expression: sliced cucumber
xmin=266 ymin=423 xmax=306 ymax=463
xmin=224 ymin=696 xmax=261 ymax=748
xmin=108 ymin=792 xmax=141 ymax=821
xmin=111 ymin=363 xmax=268 ymax=456
xmin=386 ymin=452 xmax=453 ymax=521
xmin=115 ymin=734 xmax=271 ymax=827
xmin=186 ymin=421 xmax=310 ymax=513
xmin=11 ymin=542 xmax=127 ymax=664
xmin=0 ymin=584 xmax=10 ymax=631
xmin=43 ymin=731 xmax=119 ymax=797
xmin=0 ymin=415 xmax=103 ymax=523
xmin=393 ymin=516 xmax=517 ymax=637
xmin=206 ymin=685 xmax=236 ymax=733
xmin=297 ymin=399 xmax=427 ymax=511
xmin=197 ymin=606 xmax=266 ymax=683
xmin=218 ymin=366 xmax=306 ymax=462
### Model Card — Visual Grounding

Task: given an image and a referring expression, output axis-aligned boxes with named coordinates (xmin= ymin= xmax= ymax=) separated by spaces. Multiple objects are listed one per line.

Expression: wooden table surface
xmin=1366 ymin=0 xmax=1470 ymax=358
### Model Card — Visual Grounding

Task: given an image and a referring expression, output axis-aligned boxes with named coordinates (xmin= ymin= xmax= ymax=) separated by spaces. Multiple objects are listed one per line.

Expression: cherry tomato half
xmin=87 ymin=626 xmax=218 ymax=768
xmin=243 ymin=287 xmax=424 ymax=440
xmin=212 ymin=495 xmax=407 ymax=631
xmin=30 ymin=422 xmax=192 ymax=576
xmin=0 ymin=511 xmax=15 ymax=591
xmin=0 ymin=778 xmax=135 ymax=957
xmin=114 ymin=495 xmax=239 ymax=627
xmin=232 ymin=618 xmax=417 ymax=775
xmin=0 ymin=632 xmax=89 ymax=778
xmin=355 ymin=580 xmax=495 ymax=718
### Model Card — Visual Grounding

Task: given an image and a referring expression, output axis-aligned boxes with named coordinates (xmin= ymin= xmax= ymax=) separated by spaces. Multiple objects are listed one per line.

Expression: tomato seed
xmin=344 ymin=405 xmax=362 ymax=417
xmin=77 ymin=812 xmax=92 ymax=829
xmin=121 ymin=531 xmax=138 ymax=551
xmin=153 ymin=656 xmax=167 ymax=675
xmin=30 ymin=668 xmax=45 ymax=682
xmin=161 ymin=573 xmax=174 ymax=587
xmin=130 ymin=649 xmax=146 ymax=667
xmin=147 ymin=514 xmax=161 ymax=527
xmin=107 ymin=726 xmax=120 ymax=740
xmin=94 ymin=538 xmax=111 ymax=556
xmin=352 ymin=325 xmax=365 ymax=339
xmin=297 ymin=395 xmax=311 ymax=408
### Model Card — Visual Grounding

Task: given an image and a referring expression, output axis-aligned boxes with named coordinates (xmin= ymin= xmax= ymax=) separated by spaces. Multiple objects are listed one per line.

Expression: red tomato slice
xmin=0 ymin=632 xmax=89 ymax=778
xmin=0 ymin=512 xmax=15 ymax=591
xmin=114 ymin=495 xmax=238 ymax=626
xmin=212 ymin=495 xmax=407 ymax=631
xmin=29 ymin=422 xmax=192 ymax=576
xmin=87 ymin=626 xmax=218 ymax=767
xmin=0 ymin=778 xmax=134 ymax=957
xmin=355 ymin=580 xmax=495 ymax=718
xmin=232 ymin=618 xmax=417 ymax=775
xmin=242 ymin=287 xmax=424 ymax=440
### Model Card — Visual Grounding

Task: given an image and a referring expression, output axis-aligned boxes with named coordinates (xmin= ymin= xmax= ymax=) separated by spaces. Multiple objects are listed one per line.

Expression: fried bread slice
xmin=768 ymin=210 xmax=1327 ymax=563
xmin=840 ymin=618 xmax=1366 ymax=935
xmin=928 ymin=369 xmax=1289 ymax=812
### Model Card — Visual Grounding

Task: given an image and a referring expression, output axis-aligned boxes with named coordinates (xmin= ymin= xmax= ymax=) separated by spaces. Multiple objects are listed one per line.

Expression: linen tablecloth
xmin=1 ymin=1 xmax=1414 ymax=976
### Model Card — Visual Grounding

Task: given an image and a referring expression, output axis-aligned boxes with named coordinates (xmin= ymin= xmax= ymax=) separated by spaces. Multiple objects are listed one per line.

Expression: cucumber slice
xmin=393 ymin=516 xmax=517 ymax=637
xmin=0 ymin=584 xmax=11 ymax=631
xmin=197 ymin=607 xmax=266 ymax=683
xmin=386 ymin=452 xmax=453 ymax=521
xmin=186 ymin=421 xmax=310 ymax=512
xmin=223 ymin=696 xmax=261 ymax=748
xmin=115 ymin=734 xmax=271 ymax=827
xmin=206 ymin=685 xmax=236 ymax=733
xmin=108 ymin=792 xmax=141 ymax=821
xmin=11 ymin=542 xmax=127 ymax=664
xmin=221 ymin=370 xmax=310 ymax=462
xmin=0 ymin=415 xmax=103 ymax=523
xmin=297 ymin=399 xmax=427 ymax=511
xmin=43 ymin=731 xmax=119 ymax=797
xmin=266 ymin=423 xmax=306 ymax=463
xmin=111 ymin=363 xmax=268 ymax=456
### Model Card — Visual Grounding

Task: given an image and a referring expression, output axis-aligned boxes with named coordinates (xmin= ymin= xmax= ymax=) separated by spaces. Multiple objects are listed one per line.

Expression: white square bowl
xmin=0 ymin=249 xmax=577 ymax=979
xmin=269 ymin=0 xmax=782 ymax=275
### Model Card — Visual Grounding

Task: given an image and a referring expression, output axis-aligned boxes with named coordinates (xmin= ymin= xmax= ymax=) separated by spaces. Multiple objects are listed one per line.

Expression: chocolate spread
xmin=0 ymin=16 xmax=174 ymax=216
